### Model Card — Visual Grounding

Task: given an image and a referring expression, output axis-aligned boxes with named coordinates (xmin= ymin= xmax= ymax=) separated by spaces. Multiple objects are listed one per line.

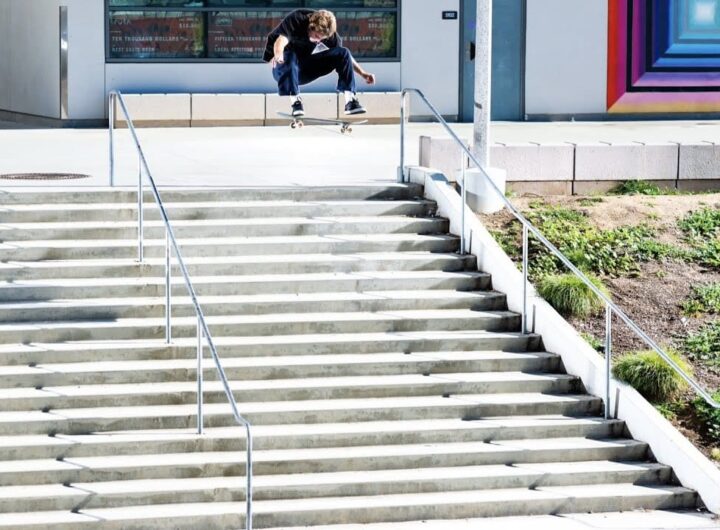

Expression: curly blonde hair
xmin=309 ymin=10 xmax=337 ymax=38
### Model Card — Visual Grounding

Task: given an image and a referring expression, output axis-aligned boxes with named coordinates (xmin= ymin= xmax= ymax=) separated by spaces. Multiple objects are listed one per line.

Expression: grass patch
xmin=581 ymin=332 xmax=604 ymax=353
xmin=578 ymin=197 xmax=604 ymax=207
xmin=678 ymin=207 xmax=720 ymax=239
xmin=684 ymin=320 xmax=720 ymax=365
xmin=613 ymin=350 xmax=691 ymax=403
xmin=712 ymin=448 xmax=720 ymax=461
xmin=694 ymin=391 xmax=720 ymax=445
xmin=682 ymin=283 xmax=720 ymax=316
xmin=490 ymin=205 xmax=685 ymax=280
xmin=611 ymin=180 xmax=664 ymax=196
xmin=655 ymin=400 xmax=685 ymax=421
xmin=538 ymin=273 xmax=609 ymax=318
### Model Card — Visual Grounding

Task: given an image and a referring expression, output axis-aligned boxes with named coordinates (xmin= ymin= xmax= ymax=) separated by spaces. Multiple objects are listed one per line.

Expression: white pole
xmin=473 ymin=0 xmax=492 ymax=168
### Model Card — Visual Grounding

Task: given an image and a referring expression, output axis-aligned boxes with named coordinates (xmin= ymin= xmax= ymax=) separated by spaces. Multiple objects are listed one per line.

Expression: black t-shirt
xmin=263 ymin=9 xmax=342 ymax=62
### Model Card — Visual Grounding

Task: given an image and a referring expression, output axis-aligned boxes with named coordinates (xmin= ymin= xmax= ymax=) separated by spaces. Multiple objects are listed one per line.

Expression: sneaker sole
xmin=345 ymin=109 xmax=367 ymax=115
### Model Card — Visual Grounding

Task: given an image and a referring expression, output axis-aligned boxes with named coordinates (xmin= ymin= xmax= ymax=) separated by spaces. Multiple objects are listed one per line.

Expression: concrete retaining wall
xmin=113 ymin=92 xmax=403 ymax=128
xmin=419 ymin=136 xmax=720 ymax=194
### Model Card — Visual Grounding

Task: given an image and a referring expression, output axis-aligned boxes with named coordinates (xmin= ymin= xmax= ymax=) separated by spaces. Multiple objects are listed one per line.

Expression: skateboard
xmin=277 ymin=112 xmax=368 ymax=134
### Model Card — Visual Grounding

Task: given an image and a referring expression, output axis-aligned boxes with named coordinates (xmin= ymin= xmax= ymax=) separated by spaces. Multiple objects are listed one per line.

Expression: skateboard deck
xmin=277 ymin=112 xmax=368 ymax=134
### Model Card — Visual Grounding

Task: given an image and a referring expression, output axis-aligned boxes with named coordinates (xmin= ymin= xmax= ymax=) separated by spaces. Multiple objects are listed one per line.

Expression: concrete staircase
xmin=0 ymin=184 xmax=698 ymax=529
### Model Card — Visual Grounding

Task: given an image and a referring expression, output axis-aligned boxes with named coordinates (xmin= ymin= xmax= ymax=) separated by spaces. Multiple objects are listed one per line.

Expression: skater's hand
xmin=271 ymin=55 xmax=285 ymax=68
xmin=361 ymin=72 xmax=376 ymax=85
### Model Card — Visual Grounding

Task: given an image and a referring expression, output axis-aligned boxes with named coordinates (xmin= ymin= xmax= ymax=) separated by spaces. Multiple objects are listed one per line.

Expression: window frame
xmin=105 ymin=0 xmax=402 ymax=63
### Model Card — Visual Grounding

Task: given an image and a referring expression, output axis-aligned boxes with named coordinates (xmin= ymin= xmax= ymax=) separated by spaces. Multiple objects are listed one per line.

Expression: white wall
xmin=401 ymin=0 xmax=460 ymax=117
xmin=65 ymin=0 xmax=105 ymax=120
xmin=0 ymin=0 xmax=105 ymax=120
xmin=525 ymin=0 xmax=608 ymax=116
xmin=1 ymin=1 xmax=463 ymax=121
xmin=0 ymin=0 xmax=61 ymax=118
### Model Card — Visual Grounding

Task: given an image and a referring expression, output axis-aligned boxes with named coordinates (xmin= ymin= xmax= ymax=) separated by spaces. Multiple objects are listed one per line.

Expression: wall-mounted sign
xmin=442 ymin=11 xmax=458 ymax=20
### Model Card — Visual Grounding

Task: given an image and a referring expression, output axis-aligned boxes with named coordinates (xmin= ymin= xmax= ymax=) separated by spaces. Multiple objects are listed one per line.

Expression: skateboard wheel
xmin=291 ymin=122 xmax=298 ymax=129
xmin=347 ymin=128 xmax=352 ymax=134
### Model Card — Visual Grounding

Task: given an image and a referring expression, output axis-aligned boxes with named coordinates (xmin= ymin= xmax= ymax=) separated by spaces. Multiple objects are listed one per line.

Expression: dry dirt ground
xmin=478 ymin=193 xmax=720 ymax=464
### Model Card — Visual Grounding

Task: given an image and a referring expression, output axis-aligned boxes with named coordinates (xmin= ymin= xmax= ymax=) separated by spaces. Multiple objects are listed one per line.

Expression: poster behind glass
xmin=109 ymin=11 xmax=205 ymax=58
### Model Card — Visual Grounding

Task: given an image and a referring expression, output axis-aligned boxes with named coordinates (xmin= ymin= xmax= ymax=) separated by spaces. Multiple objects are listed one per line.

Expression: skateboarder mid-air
xmin=263 ymin=9 xmax=376 ymax=118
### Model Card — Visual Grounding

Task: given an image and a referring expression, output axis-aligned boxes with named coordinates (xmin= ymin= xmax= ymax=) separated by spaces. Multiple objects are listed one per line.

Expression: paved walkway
xmin=2 ymin=121 xmax=720 ymax=187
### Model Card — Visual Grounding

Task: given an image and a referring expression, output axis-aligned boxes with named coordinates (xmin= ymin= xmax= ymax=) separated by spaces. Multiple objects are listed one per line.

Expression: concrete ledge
xmin=491 ymin=143 xmax=574 ymax=183
xmin=266 ymin=93 xmax=338 ymax=125
xmin=575 ymin=142 xmax=679 ymax=181
xmin=679 ymin=143 xmax=720 ymax=180
xmin=115 ymin=94 xmax=191 ymax=129
xmin=677 ymin=179 xmax=720 ymax=192
xmin=508 ymin=181 xmax=573 ymax=195
xmin=573 ymin=180 xmax=676 ymax=195
xmin=406 ymin=164 xmax=720 ymax=514
xmin=336 ymin=92 xmax=403 ymax=124
xmin=191 ymin=94 xmax=264 ymax=127
xmin=419 ymin=136 xmax=469 ymax=182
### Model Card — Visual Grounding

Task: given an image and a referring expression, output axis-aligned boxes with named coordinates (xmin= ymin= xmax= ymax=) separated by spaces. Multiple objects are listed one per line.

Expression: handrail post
xmin=460 ymin=150 xmax=467 ymax=254
xmin=246 ymin=424 xmax=253 ymax=530
xmin=605 ymin=304 xmax=613 ymax=419
xmin=398 ymin=91 xmax=407 ymax=183
xmin=197 ymin=316 xmax=204 ymax=435
xmin=138 ymin=158 xmax=144 ymax=262
xmin=165 ymin=229 xmax=172 ymax=344
xmin=109 ymin=92 xmax=115 ymax=187
xmin=522 ymin=224 xmax=529 ymax=335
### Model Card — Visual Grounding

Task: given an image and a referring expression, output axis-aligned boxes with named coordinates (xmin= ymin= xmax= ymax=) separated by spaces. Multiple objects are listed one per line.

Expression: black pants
xmin=273 ymin=47 xmax=356 ymax=96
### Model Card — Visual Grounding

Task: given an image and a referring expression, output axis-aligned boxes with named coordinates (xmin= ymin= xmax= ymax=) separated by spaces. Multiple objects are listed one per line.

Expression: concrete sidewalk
xmin=2 ymin=120 xmax=720 ymax=187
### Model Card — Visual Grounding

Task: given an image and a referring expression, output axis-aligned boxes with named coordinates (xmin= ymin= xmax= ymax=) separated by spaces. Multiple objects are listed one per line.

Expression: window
xmin=106 ymin=0 xmax=400 ymax=61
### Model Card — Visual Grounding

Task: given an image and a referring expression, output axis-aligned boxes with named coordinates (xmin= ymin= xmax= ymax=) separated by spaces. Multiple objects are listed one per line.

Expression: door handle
xmin=469 ymin=41 xmax=476 ymax=61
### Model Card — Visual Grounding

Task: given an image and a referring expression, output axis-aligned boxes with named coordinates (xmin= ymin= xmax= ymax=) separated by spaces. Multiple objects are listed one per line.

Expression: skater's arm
xmin=352 ymin=58 xmax=376 ymax=85
xmin=272 ymin=35 xmax=289 ymax=66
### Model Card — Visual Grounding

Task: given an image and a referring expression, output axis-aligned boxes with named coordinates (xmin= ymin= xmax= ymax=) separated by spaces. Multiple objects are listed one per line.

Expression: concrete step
xmin=0 ymin=460 xmax=672 ymax=513
xmin=0 ymin=270 xmax=489 ymax=302
xmin=0 ymin=350 xmax=558 ymax=389
xmin=0 ymin=216 xmax=449 ymax=242
xmin=0 ymin=437 xmax=648 ymax=486
xmin=0 ymin=252 xmax=477 ymax=282
xmin=0 ymin=199 xmax=435 ymax=223
xmin=0 ymin=309 xmax=520 ymax=344
xmin=0 ymin=416 xmax=626 ymax=460
xmin=0 ymin=393 xmax=603 ymax=435
xmin=0 ymin=184 xmax=424 ymax=205
xmin=0 ymin=233 xmax=461 ymax=261
xmin=0 ymin=289 xmax=506 ymax=323
xmin=0 ymin=331 xmax=541 ymax=366
xmin=0 ymin=370 xmax=579 ymax=410
xmin=266 ymin=511 xmax=719 ymax=530
xmin=0 ymin=484 xmax=698 ymax=529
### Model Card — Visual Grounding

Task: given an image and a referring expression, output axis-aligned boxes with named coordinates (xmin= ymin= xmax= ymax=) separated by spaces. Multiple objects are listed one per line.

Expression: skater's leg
xmin=273 ymin=49 xmax=300 ymax=96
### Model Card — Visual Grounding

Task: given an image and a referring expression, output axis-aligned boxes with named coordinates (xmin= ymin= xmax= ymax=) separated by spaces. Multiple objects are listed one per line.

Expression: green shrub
xmin=693 ymin=391 xmax=720 ymax=445
xmin=611 ymin=180 xmax=663 ymax=196
xmin=678 ymin=207 xmax=720 ymax=239
xmin=682 ymin=283 xmax=720 ymax=316
xmin=537 ymin=273 xmax=609 ymax=318
xmin=684 ymin=320 xmax=720 ymax=365
xmin=612 ymin=350 xmax=691 ymax=403
xmin=712 ymin=448 xmax=720 ymax=461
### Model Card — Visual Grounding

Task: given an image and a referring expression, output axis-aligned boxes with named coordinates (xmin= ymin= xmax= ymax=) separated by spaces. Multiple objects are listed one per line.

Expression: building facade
xmin=1 ymin=0 xmax=720 ymax=124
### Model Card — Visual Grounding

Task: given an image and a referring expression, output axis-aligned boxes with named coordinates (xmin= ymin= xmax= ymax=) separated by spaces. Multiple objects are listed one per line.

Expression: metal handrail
xmin=399 ymin=87 xmax=719 ymax=415
xmin=108 ymin=91 xmax=254 ymax=529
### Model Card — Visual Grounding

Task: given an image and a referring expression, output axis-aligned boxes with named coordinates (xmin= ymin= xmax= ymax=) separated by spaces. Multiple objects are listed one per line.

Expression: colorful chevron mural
xmin=608 ymin=0 xmax=720 ymax=112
